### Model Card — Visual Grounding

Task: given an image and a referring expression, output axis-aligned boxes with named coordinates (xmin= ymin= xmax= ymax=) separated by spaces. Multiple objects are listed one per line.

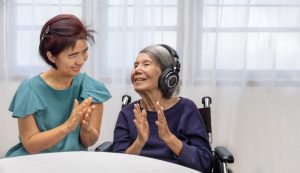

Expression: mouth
xmin=72 ymin=67 xmax=81 ymax=72
xmin=134 ymin=77 xmax=146 ymax=83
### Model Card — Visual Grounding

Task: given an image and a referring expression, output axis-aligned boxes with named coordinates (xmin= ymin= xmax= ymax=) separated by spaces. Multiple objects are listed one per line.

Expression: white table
xmin=0 ymin=151 xmax=199 ymax=173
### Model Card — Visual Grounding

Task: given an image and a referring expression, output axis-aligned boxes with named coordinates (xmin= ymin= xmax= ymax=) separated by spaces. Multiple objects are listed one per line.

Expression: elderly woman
xmin=112 ymin=44 xmax=213 ymax=172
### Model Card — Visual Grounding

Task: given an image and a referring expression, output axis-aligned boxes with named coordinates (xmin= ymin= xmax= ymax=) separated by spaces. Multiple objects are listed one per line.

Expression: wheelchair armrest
xmin=214 ymin=146 xmax=234 ymax=163
xmin=95 ymin=141 xmax=113 ymax=152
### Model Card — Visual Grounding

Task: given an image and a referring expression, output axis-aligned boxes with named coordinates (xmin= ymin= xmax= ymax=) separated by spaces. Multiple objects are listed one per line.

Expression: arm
xmin=80 ymin=102 xmax=103 ymax=147
xmin=112 ymin=111 xmax=132 ymax=153
xmin=18 ymin=114 xmax=71 ymax=154
xmin=156 ymin=101 xmax=213 ymax=172
xmin=176 ymin=108 xmax=214 ymax=172
xmin=112 ymin=103 xmax=149 ymax=155
xmin=155 ymin=102 xmax=183 ymax=156
xmin=18 ymin=99 xmax=89 ymax=154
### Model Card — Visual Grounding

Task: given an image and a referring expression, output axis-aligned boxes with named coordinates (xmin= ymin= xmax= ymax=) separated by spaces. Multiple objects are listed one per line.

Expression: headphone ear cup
xmin=159 ymin=68 xmax=179 ymax=92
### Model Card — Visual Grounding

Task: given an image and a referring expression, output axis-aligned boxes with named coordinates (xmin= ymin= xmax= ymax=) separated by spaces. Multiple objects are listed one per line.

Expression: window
xmin=2 ymin=0 xmax=300 ymax=84
xmin=198 ymin=0 xmax=300 ymax=84
xmin=93 ymin=0 xmax=178 ymax=80
xmin=7 ymin=0 xmax=82 ymax=79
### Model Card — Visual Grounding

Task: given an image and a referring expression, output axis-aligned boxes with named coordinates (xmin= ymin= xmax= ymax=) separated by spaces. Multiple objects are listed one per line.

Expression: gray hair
xmin=139 ymin=44 xmax=181 ymax=99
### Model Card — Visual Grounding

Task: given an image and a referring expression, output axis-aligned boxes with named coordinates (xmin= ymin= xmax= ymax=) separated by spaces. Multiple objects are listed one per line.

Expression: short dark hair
xmin=39 ymin=14 xmax=94 ymax=69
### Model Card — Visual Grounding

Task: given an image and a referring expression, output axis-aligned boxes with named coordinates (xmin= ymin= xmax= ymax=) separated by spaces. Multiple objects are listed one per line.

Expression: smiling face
xmin=131 ymin=53 xmax=162 ymax=95
xmin=47 ymin=39 xmax=88 ymax=77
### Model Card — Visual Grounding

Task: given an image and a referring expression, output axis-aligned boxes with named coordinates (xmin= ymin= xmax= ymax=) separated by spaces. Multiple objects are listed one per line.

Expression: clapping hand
xmin=80 ymin=98 xmax=96 ymax=132
xmin=133 ymin=103 xmax=149 ymax=145
xmin=64 ymin=97 xmax=93 ymax=133
xmin=155 ymin=101 xmax=172 ymax=142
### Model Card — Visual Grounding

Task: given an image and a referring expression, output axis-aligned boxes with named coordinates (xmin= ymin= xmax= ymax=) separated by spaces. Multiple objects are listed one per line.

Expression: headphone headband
xmin=159 ymin=44 xmax=180 ymax=72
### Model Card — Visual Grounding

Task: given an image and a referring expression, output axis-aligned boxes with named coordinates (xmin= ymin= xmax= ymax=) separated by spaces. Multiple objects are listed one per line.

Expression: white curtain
xmin=1 ymin=0 xmax=300 ymax=172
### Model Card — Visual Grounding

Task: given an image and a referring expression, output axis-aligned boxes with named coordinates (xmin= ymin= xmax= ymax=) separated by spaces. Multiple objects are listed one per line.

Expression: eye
xmin=69 ymin=54 xmax=77 ymax=59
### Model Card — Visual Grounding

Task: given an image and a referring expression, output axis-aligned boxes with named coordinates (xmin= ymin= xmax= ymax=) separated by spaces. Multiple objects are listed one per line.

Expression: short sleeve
xmin=79 ymin=73 xmax=112 ymax=103
xmin=9 ymin=80 xmax=47 ymax=118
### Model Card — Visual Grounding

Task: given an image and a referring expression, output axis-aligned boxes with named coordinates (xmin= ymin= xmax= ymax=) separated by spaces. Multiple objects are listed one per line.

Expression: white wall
xmin=1 ymin=82 xmax=300 ymax=173
xmin=0 ymin=81 xmax=19 ymax=158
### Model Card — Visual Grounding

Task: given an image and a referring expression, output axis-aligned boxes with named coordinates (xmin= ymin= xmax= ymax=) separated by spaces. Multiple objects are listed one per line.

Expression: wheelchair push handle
xmin=202 ymin=96 xmax=212 ymax=108
xmin=122 ymin=95 xmax=131 ymax=108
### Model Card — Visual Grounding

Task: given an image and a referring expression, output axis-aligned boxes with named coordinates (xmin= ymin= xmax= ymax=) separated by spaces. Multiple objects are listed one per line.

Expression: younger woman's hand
xmin=64 ymin=97 xmax=92 ymax=133
xmin=80 ymin=103 xmax=96 ymax=132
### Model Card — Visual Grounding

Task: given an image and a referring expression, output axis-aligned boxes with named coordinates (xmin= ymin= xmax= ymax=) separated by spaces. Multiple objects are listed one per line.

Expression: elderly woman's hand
xmin=133 ymin=103 xmax=149 ymax=145
xmin=155 ymin=101 xmax=173 ymax=142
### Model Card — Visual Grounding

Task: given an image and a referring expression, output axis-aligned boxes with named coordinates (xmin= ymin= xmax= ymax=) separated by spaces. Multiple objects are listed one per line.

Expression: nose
xmin=133 ymin=64 xmax=143 ymax=74
xmin=76 ymin=55 xmax=85 ymax=65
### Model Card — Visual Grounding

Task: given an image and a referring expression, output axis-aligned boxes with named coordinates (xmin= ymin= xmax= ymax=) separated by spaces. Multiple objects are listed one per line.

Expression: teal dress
xmin=5 ymin=72 xmax=111 ymax=158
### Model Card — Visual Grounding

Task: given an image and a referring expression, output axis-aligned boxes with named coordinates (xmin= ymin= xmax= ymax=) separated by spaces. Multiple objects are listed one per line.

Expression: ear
xmin=46 ymin=51 xmax=56 ymax=63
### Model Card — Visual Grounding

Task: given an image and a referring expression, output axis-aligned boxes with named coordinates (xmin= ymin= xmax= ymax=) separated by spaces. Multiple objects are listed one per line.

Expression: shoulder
xmin=16 ymin=75 xmax=41 ymax=92
xmin=77 ymin=72 xmax=112 ymax=102
xmin=77 ymin=73 xmax=105 ymax=86
xmin=9 ymin=75 xmax=47 ymax=117
xmin=169 ymin=97 xmax=200 ymax=120
xmin=119 ymin=100 xmax=139 ymax=117
xmin=78 ymin=72 xmax=109 ymax=91
xmin=177 ymin=97 xmax=198 ymax=109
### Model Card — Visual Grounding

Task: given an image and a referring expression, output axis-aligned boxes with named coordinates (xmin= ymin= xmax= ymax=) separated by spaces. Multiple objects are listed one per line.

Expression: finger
xmin=133 ymin=104 xmax=141 ymax=120
xmin=137 ymin=103 xmax=142 ymax=113
xmin=82 ymin=120 xmax=89 ymax=126
xmin=85 ymin=97 xmax=93 ymax=106
xmin=144 ymin=119 xmax=149 ymax=129
xmin=84 ymin=112 xmax=91 ymax=122
xmin=141 ymin=109 xmax=147 ymax=121
xmin=134 ymin=119 xmax=146 ymax=136
xmin=79 ymin=97 xmax=92 ymax=110
xmin=81 ymin=120 xmax=87 ymax=127
xmin=72 ymin=111 xmax=82 ymax=121
xmin=72 ymin=99 xmax=79 ymax=113
xmin=157 ymin=101 xmax=164 ymax=111
xmin=133 ymin=119 xmax=140 ymax=129
xmin=156 ymin=102 xmax=166 ymax=123
xmin=155 ymin=101 xmax=161 ymax=111
xmin=157 ymin=110 xmax=163 ymax=123
xmin=78 ymin=101 xmax=86 ymax=111
xmin=155 ymin=120 xmax=162 ymax=128
xmin=141 ymin=110 xmax=148 ymax=125
xmin=84 ymin=108 xmax=91 ymax=116
xmin=81 ymin=103 xmax=93 ymax=115
xmin=159 ymin=106 xmax=168 ymax=123
xmin=89 ymin=104 xmax=96 ymax=111
xmin=87 ymin=97 xmax=93 ymax=103
xmin=81 ymin=120 xmax=90 ymax=131
xmin=133 ymin=105 xmax=138 ymax=120
xmin=74 ymin=99 xmax=79 ymax=108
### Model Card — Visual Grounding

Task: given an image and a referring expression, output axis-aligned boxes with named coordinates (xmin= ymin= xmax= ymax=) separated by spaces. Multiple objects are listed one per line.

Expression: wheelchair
xmin=96 ymin=95 xmax=234 ymax=173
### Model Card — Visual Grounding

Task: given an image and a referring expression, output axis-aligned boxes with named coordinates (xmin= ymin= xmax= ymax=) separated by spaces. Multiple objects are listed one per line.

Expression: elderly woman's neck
xmin=139 ymin=92 xmax=161 ymax=111
xmin=140 ymin=93 xmax=177 ymax=111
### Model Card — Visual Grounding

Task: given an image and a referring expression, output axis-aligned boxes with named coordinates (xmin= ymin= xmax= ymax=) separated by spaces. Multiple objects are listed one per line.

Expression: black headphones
xmin=158 ymin=44 xmax=181 ymax=93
